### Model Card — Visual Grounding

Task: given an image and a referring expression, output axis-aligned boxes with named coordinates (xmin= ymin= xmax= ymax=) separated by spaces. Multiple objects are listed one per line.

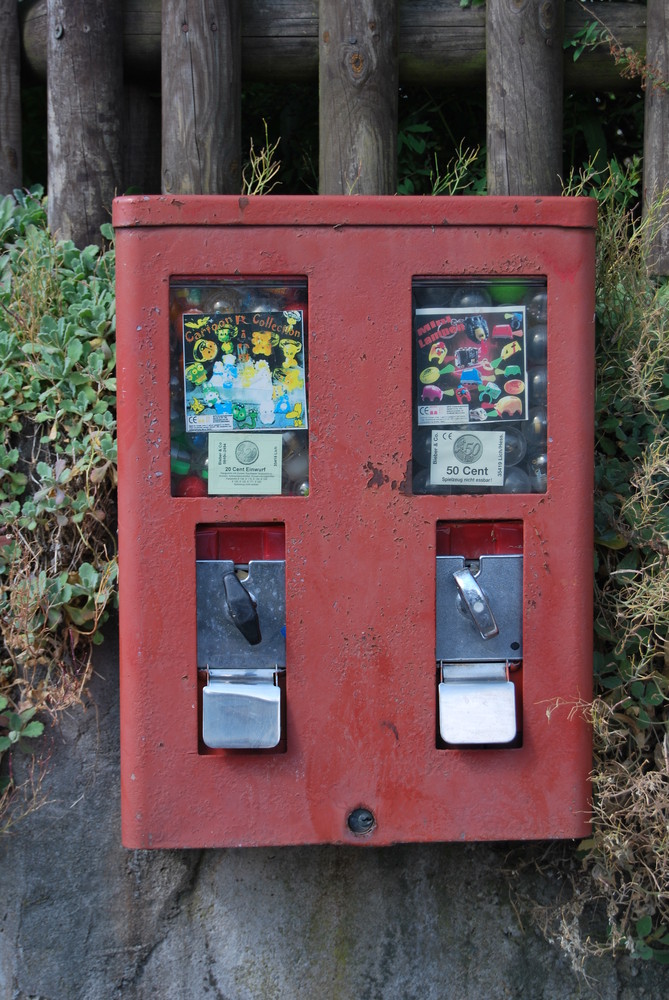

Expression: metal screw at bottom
xmin=347 ymin=807 xmax=375 ymax=835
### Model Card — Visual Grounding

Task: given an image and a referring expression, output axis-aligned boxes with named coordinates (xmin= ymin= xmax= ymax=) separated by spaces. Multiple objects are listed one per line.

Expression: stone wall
xmin=1 ymin=626 xmax=667 ymax=1000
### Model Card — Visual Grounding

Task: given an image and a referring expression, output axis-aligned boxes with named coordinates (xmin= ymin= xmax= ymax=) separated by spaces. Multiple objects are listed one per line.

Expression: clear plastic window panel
xmin=169 ymin=278 xmax=309 ymax=497
xmin=412 ymin=278 xmax=548 ymax=495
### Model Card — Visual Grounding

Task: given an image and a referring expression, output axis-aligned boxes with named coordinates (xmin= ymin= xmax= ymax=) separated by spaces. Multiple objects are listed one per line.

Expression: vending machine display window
xmin=412 ymin=278 xmax=548 ymax=495
xmin=169 ymin=278 xmax=309 ymax=498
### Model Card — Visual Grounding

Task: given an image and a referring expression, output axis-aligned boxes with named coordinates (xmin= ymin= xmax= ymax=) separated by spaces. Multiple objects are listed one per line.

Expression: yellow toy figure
xmin=192 ymin=338 xmax=218 ymax=362
xmin=279 ymin=339 xmax=301 ymax=368
xmin=252 ymin=330 xmax=274 ymax=356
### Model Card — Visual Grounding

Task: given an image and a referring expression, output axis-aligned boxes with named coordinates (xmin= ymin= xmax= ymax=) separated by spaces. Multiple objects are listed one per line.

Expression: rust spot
xmin=351 ymin=52 xmax=364 ymax=75
xmin=238 ymin=196 xmax=249 ymax=212
xmin=322 ymin=30 xmax=329 ymax=43
xmin=369 ymin=21 xmax=376 ymax=31
xmin=365 ymin=462 xmax=388 ymax=489
xmin=398 ymin=460 xmax=412 ymax=495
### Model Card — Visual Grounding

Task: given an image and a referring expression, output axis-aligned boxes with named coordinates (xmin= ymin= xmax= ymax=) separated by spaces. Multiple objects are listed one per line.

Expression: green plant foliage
xmin=398 ymin=88 xmax=486 ymax=196
xmin=0 ymin=188 xmax=117 ymax=821
xmin=563 ymin=160 xmax=669 ymax=965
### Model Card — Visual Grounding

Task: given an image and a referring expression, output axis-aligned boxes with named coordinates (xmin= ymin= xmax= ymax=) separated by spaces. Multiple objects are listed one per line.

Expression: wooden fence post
xmin=161 ymin=0 xmax=241 ymax=195
xmin=486 ymin=0 xmax=564 ymax=196
xmin=46 ymin=0 xmax=123 ymax=245
xmin=643 ymin=0 xmax=669 ymax=275
xmin=319 ymin=0 xmax=399 ymax=195
xmin=0 ymin=0 xmax=22 ymax=194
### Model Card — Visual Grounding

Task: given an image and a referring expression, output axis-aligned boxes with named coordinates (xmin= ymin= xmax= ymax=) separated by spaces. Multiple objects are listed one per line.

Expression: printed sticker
xmin=183 ymin=310 xmax=307 ymax=433
xmin=207 ymin=433 xmax=282 ymax=495
xmin=430 ymin=429 xmax=505 ymax=487
xmin=415 ymin=305 xmax=528 ymax=426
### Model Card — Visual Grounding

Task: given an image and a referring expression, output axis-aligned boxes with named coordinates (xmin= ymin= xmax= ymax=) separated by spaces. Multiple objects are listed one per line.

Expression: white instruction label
xmin=430 ymin=430 xmax=505 ymax=487
xmin=208 ymin=433 xmax=282 ymax=495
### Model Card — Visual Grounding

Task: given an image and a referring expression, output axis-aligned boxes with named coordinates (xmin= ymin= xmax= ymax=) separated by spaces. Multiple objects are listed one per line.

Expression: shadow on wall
xmin=1 ymin=620 xmax=667 ymax=1000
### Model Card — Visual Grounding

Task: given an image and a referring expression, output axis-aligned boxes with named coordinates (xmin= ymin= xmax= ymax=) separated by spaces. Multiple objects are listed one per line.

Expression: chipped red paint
xmin=114 ymin=195 xmax=596 ymax=848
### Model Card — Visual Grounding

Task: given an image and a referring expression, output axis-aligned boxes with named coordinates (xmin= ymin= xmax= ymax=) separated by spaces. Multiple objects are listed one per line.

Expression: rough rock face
xmin=1 ymin=626 xmax=667 ymax=1000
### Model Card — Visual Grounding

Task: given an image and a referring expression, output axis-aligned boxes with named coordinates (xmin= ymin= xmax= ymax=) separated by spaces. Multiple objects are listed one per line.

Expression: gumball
xmin=527 ymin=366 xmax=548 ymax=406
xmin=450 ymin=286 xmax=492 ymax=309
xmin=490 ymin=281 xmax=527 ymax=305
xmin=503 ymin=427 xmax=527 ymax=467
xmin=502 ymin=467 xmax=531 ymax=494
xmin=284 ymin=451 xmax=309 ymax=483
xmin=525 ymin=289 xmax=547 ymax=323
xmin=529 ymin=453 xmax=548 ymax=493
xmin=527 ymin=323 xmax=548 ymax=364
xmin=523 ymin=407 xmax=548 ymax=452
xmin=175 ymin=474 xmax=208 ymax=497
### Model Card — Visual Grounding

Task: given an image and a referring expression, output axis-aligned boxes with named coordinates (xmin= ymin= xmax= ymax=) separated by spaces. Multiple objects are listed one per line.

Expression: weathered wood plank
xmin=643 ymin=0 xmax=669 ymax=275
xmin=319 ymin=0 xmax=398 ymax=195
xmin=46 ymin=0 xmax=123 ymax=245
xmin=0 ymin=0 xmax=22 ymax=193
xmin=486 ymin=0 xmax=564 ymax=197
xmin=21 ymin=0 xmax=647 ymax=91
xmin=161 ymin=1 xmax=241 ymax=195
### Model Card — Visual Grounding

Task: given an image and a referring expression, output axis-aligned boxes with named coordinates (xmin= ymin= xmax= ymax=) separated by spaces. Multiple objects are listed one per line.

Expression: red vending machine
xmin=114 ymin=195 xmax=597 ymax=847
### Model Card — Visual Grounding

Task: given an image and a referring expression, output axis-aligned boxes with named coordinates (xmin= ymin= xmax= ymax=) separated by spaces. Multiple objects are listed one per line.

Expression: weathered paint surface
xmin=114 ymin=194 xmax=596 ymax=848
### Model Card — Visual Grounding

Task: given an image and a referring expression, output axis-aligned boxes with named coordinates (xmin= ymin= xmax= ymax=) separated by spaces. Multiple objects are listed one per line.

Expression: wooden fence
xmin=1 ymin=1 xmax=667 ymax=269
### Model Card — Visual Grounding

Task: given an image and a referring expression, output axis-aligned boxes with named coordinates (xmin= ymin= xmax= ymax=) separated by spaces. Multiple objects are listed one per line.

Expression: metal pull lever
xmin=453 ymin=567 xmax=499 ymax=640
xmin=222 ymin=569 xmax=261 ymax=645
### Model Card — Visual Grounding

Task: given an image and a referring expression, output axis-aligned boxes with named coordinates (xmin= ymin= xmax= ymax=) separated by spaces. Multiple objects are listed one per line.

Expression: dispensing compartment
xmin=196 ymin=524 xmax=287 ymax=753
xmin=412 ymin=278 xmax=548 ymax=496
xmin=169 ymin=278 xmax=309 ymax=498
xmin=436 ymin=521 xmax=523 ymax=748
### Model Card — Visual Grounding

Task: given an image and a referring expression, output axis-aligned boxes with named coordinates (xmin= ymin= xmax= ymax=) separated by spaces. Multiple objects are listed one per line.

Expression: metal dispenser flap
xmin=196 ymin=560 xmax=285 ymax=669
xmin=436 ymin=554 xmax=522 ymax=662
xmin=438 ymin=664 xmax=517 ymax=745
xmin=203 ymin=674 xmax=281 ymax=750
xmin=197 ymin=559 xmax=285 ymax=750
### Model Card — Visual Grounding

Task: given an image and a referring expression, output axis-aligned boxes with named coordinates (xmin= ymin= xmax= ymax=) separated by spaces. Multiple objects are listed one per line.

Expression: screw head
xmin=347 ymin=807 xmax=375 ymax=835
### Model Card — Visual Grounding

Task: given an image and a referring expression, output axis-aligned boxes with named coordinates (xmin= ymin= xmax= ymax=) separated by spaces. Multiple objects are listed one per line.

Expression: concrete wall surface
xmin=1 ymin=626 xmax=667 ymax=1000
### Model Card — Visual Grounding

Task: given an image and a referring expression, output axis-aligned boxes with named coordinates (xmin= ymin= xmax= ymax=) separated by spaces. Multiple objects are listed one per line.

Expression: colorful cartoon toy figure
xmin=500 ymin=340 xmax=522 ymax=361
xmin=209 ymin=357 xmax=237 ymax=388
xmin=252 ymin=330 xmax=274 ymax=356
xmin=286 ymin=402 xmax=304 ymax=426
xmin=259 ymin=402 xmax=276 ymax=425
xmin=459 ymin=368 xmax=483 ymax=387
xmin=492 ymin=324 xmax=514 ymax=340
xmin=465 ymin=315 xmax=489 ymax=342
xmin=428 ymin=341 xmax=448 ymax=364
xmin=455 ymin=385 xmax=472 ymax=405
xmin=216 ymin=325 xmax=237 ymax=353
xmin=185 ymin=362 xmax=208 ymax=385
xmin=279 ymin=339 xmax=301 ymax=368
xmin=497 ymin=364 xmax=522 ymax=378
xmin=192 ymin=338 xmax=218 ymax=362
xmin=455 ymin=346 xmax=479 ymax=368
xmin=274 ymin=366 xmax=305 ymax=394
xmin=202 ymin=389 xmax=220 ymax=408
xmin=189 ymin=397 xmax=205 ymax=414
xmin=469 ymin=408 xmax=488 ymax=421
xmin=479 ymin=382 xmax=502 ymax=403
xmin=494 ymin=395 xmax=523 ymax=418
xmin=275 ymin=394 xmax=290 ymax=415
xmin=232 ymin=403 xmax=258 ymax=428
xmin=422 ymin=384 xmax=443 ymax=402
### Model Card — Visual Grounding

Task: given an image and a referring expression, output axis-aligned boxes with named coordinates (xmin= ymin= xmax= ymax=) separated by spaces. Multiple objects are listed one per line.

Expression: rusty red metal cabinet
xmin=113 ymin=195 xmax=596 ymax=848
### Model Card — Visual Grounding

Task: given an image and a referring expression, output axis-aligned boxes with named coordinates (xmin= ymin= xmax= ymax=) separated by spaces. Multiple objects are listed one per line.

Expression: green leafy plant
xmin=0 ymin=187 xmax=117 ymax=824
xmin=565 ymin=4 xmax=669 ymax=93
